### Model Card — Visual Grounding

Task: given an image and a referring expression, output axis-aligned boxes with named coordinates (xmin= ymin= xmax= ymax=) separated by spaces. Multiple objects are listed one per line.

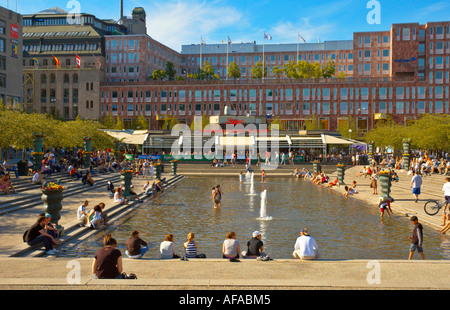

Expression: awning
xmin=103 ymin=130 xmax=148 ymax=145
xmin=321 ymin=134 xmax=353 ymax=145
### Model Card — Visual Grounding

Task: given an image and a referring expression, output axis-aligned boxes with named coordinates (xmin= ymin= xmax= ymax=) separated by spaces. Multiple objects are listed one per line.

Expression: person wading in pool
xmin=212 ymin=185 xmax=224 ymax=208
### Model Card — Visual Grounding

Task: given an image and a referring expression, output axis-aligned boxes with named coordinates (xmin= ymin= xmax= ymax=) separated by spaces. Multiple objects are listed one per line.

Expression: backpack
xmin=23 ymin=229 xmax=29 ymax=243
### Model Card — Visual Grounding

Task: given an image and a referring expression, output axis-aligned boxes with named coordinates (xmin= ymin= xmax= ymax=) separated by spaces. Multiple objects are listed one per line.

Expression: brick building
xmin=97 ymin=21 xmax=450 ymax=132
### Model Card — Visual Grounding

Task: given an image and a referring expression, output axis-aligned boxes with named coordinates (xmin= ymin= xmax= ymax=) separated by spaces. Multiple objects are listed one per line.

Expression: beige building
xmin=0 ymin=6 xmax=22 ymax=108
xmin=21 ymin=7 xmax=127 ymax=120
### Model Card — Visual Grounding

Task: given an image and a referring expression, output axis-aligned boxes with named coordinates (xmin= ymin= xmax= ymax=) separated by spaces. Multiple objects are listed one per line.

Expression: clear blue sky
xmin=11 ymin=0 xmax=450 ymax=51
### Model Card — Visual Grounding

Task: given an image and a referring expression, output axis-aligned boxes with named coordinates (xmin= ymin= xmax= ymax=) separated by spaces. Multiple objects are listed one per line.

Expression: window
xmin=396 ymin=101 xmax=404 ymax=114
xmin=364 ymin=36 xmax=371 ymax=45
xmin=382 ymin=63 xmax=389 ymax=71
xmin=382 ymin=35 xmax=389 ymax=43
xmin=403 ymin=28 xmax=410 ymax=40
xmin=340 ymin=102 xmax=347 ymax=114
xmin=364 ymin=50 xmax=371 ymax=58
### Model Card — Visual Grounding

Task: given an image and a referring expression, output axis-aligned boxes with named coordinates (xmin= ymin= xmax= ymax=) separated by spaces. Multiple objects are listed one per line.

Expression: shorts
xmin=409 ymin=244 xmax=423 ymax=253
xmin=412 ymin=187 xmax=421 ymax=195
xmin=445 ymin=196 xmax=450 ymax=204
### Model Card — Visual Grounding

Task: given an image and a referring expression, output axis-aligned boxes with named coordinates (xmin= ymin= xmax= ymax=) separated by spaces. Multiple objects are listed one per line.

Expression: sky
xmin=10 ymin=0 xmax=450 ymax=52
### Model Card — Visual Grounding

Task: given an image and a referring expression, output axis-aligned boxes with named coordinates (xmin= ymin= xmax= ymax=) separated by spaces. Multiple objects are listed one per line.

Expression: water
xmin=62 ymin=176 xmax=450 ymax=260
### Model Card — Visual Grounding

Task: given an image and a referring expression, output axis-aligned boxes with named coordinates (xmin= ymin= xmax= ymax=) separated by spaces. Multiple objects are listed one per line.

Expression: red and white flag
xmin=76 ymin=54 xmax=81 ymax=68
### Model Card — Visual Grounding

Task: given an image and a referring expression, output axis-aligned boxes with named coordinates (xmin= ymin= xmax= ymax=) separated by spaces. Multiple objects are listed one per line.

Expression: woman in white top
xmin=160 ymin=234 xmax=180 ymax=259
xmin=222 ymin=231 xmax=240 ymax=260
xmin=113 ymin=188 xmax=127 ymax=205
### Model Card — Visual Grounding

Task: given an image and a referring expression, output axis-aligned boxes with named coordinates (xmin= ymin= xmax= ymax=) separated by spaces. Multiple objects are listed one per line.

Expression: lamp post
xmin=348 ymin=129 xmax=352 ymax=155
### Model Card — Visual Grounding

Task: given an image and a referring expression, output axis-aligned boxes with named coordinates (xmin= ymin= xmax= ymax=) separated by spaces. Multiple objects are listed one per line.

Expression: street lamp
xmin=349 ymin=128 xmax=352 ymax=140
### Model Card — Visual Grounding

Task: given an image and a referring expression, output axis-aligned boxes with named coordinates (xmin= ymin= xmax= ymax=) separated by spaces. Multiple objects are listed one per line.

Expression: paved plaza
xmin=0 ymin=162 xmax=449 ymax=291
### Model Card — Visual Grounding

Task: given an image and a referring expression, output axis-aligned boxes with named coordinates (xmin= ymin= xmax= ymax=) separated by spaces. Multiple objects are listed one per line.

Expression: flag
xmin=201 ymin=37 xmax=206 ymax=45
xmin=75 ymin=54 xmax=81 ymax=68
xmin=52 ymin=55 xmax=59 ymax=68
xmin=263 ymin=32 xmax=272 ymax=40
xmin=32 ymin=58 xmax=39 ymax=65
xmin=298 ymin=33 xmax=306 ymax=43
xmin=93 ymin=54 xmax=101 ymax=69
xmin=228 ymin=36 xmax=232 ymax=45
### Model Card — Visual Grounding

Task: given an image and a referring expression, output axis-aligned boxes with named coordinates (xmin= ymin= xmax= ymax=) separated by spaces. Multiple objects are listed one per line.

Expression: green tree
xmin=251 ymin=61 xmax=267 ymax=80
xmin=164 ymin=62 xmax=177 ymax=80
xmin=162 ymin=115 xmax=180 ymax=130
xmin=272 ymin=65 xmax=284 ymax=79
xmin=114 ymin=115 xmax=125 ymax=130
xmin=151 ymin=69 xmax=166 ymax=80
xmin=132 ymin=115 xmax=149 ymax=130
xmin=200 ymin=61 xmax=217 ymax=80
xmin=321 ymin=58 xmax=336 ymax=80
xmin=100 ymin=113 xmax=116 ymax=129
xmin=227 ymin=61 xmax=241 ymax=80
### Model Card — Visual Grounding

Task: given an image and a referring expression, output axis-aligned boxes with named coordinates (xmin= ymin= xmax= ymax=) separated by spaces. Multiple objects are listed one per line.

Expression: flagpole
xmin=200 ymin=37 xmax=202 ymax=73
xmin=262 ymin=34 xmax=265 ymax=82
xmin=297 ymin=33 xmax=299 ymax=63
xmin=226 ymin=34 xmax=229 ymax=81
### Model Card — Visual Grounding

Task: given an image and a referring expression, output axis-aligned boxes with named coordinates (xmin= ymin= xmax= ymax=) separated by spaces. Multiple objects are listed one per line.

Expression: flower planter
xmin=402 ymin=139 xmax=411 ymax=170
xmin=313 ymin=162 xmax=321 ymax=174
xmin=171 ymin=162 xmax=178 ymax=175
xmin=367 ymin=142 xmax=375 ymax=165
xmin=336 ymin=165 xmax=345 ymax=185
xmin=379 ymin=171 xmax=392 ymax=199
xmin=156 ymin=164 xmax=162 ymax=179
xmin=120 ymin=172 xmax=133 ymax=197
xmin=41 ymin=186 xmax=64 ymax=226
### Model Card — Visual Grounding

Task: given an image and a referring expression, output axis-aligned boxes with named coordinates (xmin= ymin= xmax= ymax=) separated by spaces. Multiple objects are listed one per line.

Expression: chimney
xmin=120 ymin=0 xmax=124 ymax=20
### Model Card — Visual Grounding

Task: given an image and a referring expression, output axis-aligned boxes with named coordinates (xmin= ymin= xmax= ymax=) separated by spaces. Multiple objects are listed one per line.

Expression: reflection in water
xmin=63 ymin=176 xmax=450 ymax=260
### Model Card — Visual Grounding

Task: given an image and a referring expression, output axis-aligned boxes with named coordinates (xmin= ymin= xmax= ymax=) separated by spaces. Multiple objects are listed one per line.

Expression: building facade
xmin=0 ymin=6 xmax=22 ymax=108
xmin=100 ymin=21 xmax=450 ymax=132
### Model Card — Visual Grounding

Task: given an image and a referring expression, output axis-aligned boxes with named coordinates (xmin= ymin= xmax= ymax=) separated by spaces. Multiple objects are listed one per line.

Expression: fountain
xmin=258 ymin=189 xmax=272 ymax=220
xmin=248 ymin=172 xmax=257 ymax=196
xmin=245 ymin=171 xmax=251 ymax=183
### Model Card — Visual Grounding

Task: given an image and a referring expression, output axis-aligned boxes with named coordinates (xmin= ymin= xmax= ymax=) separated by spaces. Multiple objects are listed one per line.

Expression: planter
xmin=336 ymin=165 xmax=345 ymax=185
xmin=155 ymin=165 xmax=162 ymax=179
xmin=41 ymin=188 xmax=64 ymax=226
xmin=379 ymin=171 xmax=392 ymax=199
xmin=171 ymin=162 xmax=178 ymax=175
xmin=313 ymin=162 xmax=321 ymax=174
xmin=17 ymin=160 xmax=28 ymax=176
xmin=120 ymin=172 xmax=133 ymax=197
xmin=402 ymin=140 xmax=411 ymax=170
xmin=367 ymin=142 xmax=375 ymax=165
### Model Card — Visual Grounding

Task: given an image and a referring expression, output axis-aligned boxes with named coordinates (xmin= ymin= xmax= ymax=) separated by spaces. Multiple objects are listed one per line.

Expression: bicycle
xmin=423 ymin=200 xmax=447 ymax=216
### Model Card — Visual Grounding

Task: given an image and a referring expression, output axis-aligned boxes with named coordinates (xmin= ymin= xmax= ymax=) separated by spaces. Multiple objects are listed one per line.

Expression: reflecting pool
xmin=63 ymin=176 xmax=450 ymax=260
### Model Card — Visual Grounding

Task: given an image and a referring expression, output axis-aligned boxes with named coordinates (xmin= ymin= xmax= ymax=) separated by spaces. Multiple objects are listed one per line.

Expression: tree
xmin=251 ymin=61 xmax=267 ymax=80
xmin=162 ymin=115 xmax=179 ymax=130
xmin=100 ymin=113 xmax=115 ymax=129
xmin=190 ymin=114 xmax=210 ymax=130
xmin=114 ymin=115 xmax=125 ymax=130
xmin=227 ymin=61 xmax=241 ymax=80
xmin=132 ymin=115 xmax=149 ymax=130
xmin=200 ymin=61 xmax=217 ymax=80
xmin=272 ymin=65 xmax=284 ymax=79
xmin=164 ymin=62 xmax=177 ymax=81
xmin=151 ymin=69 xmax=166 ymax=80
xmin=321 ymin=58 xmax=336 ymax=80
xmin=269 ymin=116 xmax=284 ymax=130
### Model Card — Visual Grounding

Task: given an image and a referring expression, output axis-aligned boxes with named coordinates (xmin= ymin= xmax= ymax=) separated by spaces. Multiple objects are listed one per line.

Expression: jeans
xmin=125 ymin=246 xmax=149 ymax=259
xmin=27 ymin=235 xmax=53 ymax=251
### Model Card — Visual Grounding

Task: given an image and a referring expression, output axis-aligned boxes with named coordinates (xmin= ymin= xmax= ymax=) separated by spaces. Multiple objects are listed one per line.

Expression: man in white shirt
xmin=439 ymin=178 xmax=450 ymax=232
xmin=293 ymin=228 xmax=319 ymax=260
xmin=410 ymin=171 xmax=422 ymax=203
xmin=77 ymin=200 xmax=89 ymax=226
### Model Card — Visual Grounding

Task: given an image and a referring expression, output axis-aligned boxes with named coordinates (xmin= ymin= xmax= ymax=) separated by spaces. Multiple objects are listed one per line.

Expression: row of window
xmin=100 ymin=100 xmax=449 ymax=116
xmin=184 ymin=52 xmax=354 ymax=66
xmin=102 ymin=86 xmax=447 ymax=102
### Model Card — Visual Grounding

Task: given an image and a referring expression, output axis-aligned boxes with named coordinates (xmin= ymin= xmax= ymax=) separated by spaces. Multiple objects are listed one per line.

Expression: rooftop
xmin=181 ymin=40 xmax=353 ymax=55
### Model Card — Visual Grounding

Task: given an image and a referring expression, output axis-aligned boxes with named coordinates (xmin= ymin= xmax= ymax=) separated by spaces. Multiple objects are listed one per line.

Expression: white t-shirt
xmin=411 ymin=175 xmax=422 ymax=188
xmin=294 ymin=235 xmax=318 ymax=257
xmin=77 ymin=205 xmax=86 ymax=219
xmin=160 ymin=241 xmax=176 ymax=258
xmin=443 ymin=182 xmax=450 ymax=196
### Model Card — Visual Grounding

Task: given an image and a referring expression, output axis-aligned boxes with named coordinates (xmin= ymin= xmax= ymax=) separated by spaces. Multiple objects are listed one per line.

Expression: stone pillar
xmin=32 ymin=133 xmax=44 ymax=171
xmin=367 ymin=141 xmax=375 ymax=166
xmin=83 ymin=137 xmax=92 ymax=169
xmin=120 ymin=170 xmax=133 ymax=197
xmin=402 ymin=138 xmax=411 ymax=171
xmin=336 ymin=164 xmax=346 ymax=185
xmin=379 ymin=169 xmax=392 ymax=199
